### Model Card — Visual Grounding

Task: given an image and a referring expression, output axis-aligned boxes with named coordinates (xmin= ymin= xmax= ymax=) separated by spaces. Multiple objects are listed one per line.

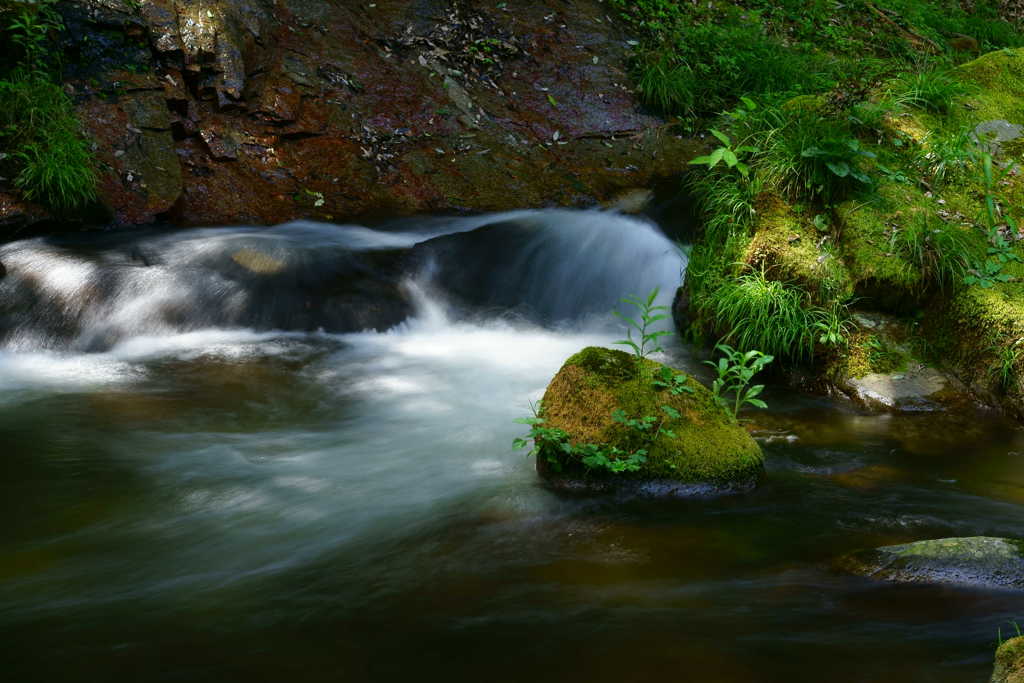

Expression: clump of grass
xmin=889 ymin=66 xmax=970 ymax=114
xmin=917 ymin=126 xmax=977 ymax=186
xmin=990 ymin=339 xmax=1024 ymax=393
xmin=0 ymin=73 xmax=96 ymax=210
xmin=750 ymin=106 xmax=876 ymax=203
xmin=633 ymin=52 xmax=696 ymax=116
xmin=887 ymin=214 xmax=983 ymax=291
xmin=0 ymin=1 xmax=96 ymax=213
xmin=704 ymin=268 xmax=819 ymax=362
xmin=687 ymin=170 xmax=762 ymax=244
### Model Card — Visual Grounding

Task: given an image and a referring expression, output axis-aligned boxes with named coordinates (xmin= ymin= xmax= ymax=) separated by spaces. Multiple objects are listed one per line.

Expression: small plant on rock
xmin=652 ymin=366 xmax=695 ymax=395
xmin=513 ymin=400 xmax=653 ymax=475
xmin=613 ymin=287 xmax=672 ymax=361
xmin=705 ymin=343 xmax=773 ymax=420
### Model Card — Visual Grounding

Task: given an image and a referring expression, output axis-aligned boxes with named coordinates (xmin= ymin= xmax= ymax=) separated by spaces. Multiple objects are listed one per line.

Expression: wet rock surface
xmin=843 ymin=365 xmax=969 ymax=412
xmin=831 ymin=312 xmax=972 ymax=413
xmin=838 ymin=536 xmax=1024 ymax=590
xmin=17 ymin=0 xmax=699 ymax=227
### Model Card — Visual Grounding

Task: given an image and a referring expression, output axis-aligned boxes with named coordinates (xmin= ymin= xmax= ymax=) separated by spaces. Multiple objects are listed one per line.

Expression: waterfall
xmin=0 ymin=209 xmax=686 ymax=351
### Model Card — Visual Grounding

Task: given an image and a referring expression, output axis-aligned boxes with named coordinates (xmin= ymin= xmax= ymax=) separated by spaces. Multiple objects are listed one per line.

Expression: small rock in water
xmin=837 ymin=536 xmax=1024 ymax=590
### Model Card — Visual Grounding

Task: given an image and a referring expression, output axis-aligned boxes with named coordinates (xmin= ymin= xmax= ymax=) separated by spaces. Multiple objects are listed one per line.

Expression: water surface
xmin=1 ymin=210 xmax=1022 ymax=682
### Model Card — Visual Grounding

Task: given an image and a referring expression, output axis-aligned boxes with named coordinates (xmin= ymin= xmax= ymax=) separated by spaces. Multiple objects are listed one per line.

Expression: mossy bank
xmin=675 ymin=45 xmax=1024 ymax=418
xmin=532 ymin=346 xmax=763 ymax=496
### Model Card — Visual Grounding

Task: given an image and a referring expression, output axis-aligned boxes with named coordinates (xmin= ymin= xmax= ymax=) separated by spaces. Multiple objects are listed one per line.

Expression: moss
xmin=836 ymin=183 xmax=927 ymax=306
xmin=928 ymin=279 xmax=1024 ymax=403
xmin=742 ymin=192 xmax=853 ymax=301
xmin=953 ymin=49 xmax=1024 ymax=124
xmin=837 ymin=536 xmax=1024 ymax=589
xmin=540 ymin=347 xmax=764 ymax=484
xmin=995 ymin=636 xmax=1024 ymax=683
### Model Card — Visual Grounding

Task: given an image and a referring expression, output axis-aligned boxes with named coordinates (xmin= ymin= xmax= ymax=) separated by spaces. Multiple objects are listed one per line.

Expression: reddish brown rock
xmin=55 ymin=0 xmax=700 ymax=227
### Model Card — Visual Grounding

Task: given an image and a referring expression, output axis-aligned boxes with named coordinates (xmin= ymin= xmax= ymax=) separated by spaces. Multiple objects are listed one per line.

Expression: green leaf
xmin=710 ymin=129 xmax=731 ymax=146
xmin=614 ymin=340 xmax=641 ymax=354
xmin=689 ymin=155 xmax=713 ymax=166
xmin=746 ymin=398 xmax=767 ymax=409
xmin=547 ymin=93 xmax=558 ymax=107
xmin=612 ymin=310 xmax=641 ymax=329
xmin=722 ymin=148 xmax=738 ymax=167
xmin=826 ymin=161 xmax=850 ymax=178
xmin=512 ymin=438 xmax=527 ymax=449
xmin=708 ymin=147 xmax=725 ymax=167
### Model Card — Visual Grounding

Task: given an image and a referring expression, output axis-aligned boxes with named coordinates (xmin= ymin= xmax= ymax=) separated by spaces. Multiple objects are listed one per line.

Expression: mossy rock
xmin=536 ymin=346 xmax=764 ymax=496
xmin=837 ymin=536 xmax=1024 ymax=590
xmin=993 ymin=636 xmax=1024 ymax=683
xmin=742 ymin=193 xmax=853 ymax=302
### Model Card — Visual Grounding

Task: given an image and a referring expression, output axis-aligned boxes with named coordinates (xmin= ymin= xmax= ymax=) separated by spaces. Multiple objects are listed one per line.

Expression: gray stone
xmin=839 ymin=536 xmax=1024 ymax=590
xmin=844 ymin=364 xmax=962 ymax=412
xmin=973 ymin=119 xmax=1024 ymax=155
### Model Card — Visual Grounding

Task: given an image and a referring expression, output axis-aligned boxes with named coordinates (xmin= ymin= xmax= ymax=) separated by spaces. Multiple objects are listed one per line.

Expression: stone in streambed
xmin=838 ymin=536 xmax=1024 ymax=590
xmin=534 ymin=346 xmax=764 ymax=497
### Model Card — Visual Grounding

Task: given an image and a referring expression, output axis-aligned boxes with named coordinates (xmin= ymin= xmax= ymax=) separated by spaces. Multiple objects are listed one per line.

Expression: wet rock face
xmin=838 ymin=536 xmax=1024 ymax=590
xmin=41 ymin=0 xmax=699 ymax=227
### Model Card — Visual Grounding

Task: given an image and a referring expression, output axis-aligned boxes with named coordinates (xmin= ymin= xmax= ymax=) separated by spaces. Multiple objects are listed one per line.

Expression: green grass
xmin=704 ymin=268 xmax=820 ymax=362
xmin=0 ymin=73 xmax=96 ymax=210
xmin=633 ymin=51 xmax=696 ymax=116
xmin=0 ymin=2 xmax=96 ymax=213
xmin=886 ymin=214 xmax=983 ymax=291
xmin=889 ymin=66 xmax=971 ymax=114
xmin=747 ymin=106 xmax=876 ymax=203
xmin=917 ymin=125 xmax=978 ymax=185
xmin=687 ymin=170 xmax=761 ymax=243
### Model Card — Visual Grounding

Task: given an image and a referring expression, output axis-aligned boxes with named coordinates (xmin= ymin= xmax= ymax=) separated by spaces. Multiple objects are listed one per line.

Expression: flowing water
xmin=1 ymin=210 xmax=1023 ymax=682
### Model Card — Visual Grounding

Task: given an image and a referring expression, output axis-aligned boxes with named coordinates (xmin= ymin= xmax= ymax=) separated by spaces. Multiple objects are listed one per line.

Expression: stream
xmin=1 ymin=209 xmax=1023 ymax=682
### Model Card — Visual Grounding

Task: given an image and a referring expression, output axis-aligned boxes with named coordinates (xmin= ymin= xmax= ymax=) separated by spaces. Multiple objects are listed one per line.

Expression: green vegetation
xmin=518 ymin=346 xmax=764 ymax=484
xmin=0 ymin=0 xmax=96 ymax=212
xmin=610 ymin=0 xmax=1023 ymax=123
xmin=705 ymin=269 xmax=819 ymax=361
xmin=705 ymin=343 xmax=773 ymax=419
xmin=513 ymin=400 xmax=650 ymax=474
xmin=616 ymin=0 xmax=1024 ymax=406
xmin=688 ymin=128 xmax=758 ymax=178
xmin=887 ymin=213 xmax=981 ymax=291
xmin=889 ymin=66 xmax=970 ymax=114
xmin=613 ymin=287 xmax=672 ymax=361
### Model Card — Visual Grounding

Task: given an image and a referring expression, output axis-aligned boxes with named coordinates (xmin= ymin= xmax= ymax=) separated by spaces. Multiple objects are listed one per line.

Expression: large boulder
xmin=838 ymin=536 xmax=1024 ymax=590
xmin=993 ymin=637 xmax=1024 ymax=683
xmin=533 ymin=346 xmax=764 ymax=496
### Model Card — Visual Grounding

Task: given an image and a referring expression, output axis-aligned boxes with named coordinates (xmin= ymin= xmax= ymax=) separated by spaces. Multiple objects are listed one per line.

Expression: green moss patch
xmin=538 ymin=346 xmax=764 ymax=487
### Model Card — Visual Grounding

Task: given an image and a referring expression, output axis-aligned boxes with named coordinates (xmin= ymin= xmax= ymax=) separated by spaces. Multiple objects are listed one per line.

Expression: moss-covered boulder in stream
xmin=837 ymin=537 xmax=1024 ymax=590
xmin=993 ymin=637 xmax=1024 ymax=683
xmin=529 ymin=346 xmax=763 ymax=497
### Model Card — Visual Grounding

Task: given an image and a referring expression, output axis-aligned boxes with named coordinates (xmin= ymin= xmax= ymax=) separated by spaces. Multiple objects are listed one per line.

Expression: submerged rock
xmin=842 ymin=365 xmax=968 ymax=412
xmin=993 ymin=636 xmax=1024 ymax=683
xmin=838 ymin=536 xmax=1024 ymax=590
xmin=533 ymin=346 xmax=764 ymax=496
